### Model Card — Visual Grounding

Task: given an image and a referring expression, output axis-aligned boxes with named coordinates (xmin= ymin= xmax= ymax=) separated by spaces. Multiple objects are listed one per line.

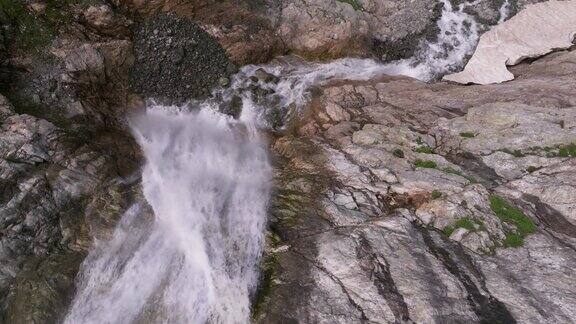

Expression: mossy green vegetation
xmin=473 ymin=218 xmax=486 ymax=231
xmin=251 ymin=252 xmax=278 ymax=319
xmin=415 ymin=146 xmax=434 ymax=154
xmin=497 ymin=143 xmax=576 ymax=158
xmin=337 ymin=0 xmax=362 ymax=10
xmin=459 ymin=132 xmax=476 ymax=138
xmin=558 ymin=143 xmax=576 ymax=157
xmin=490 ymin=195 xmax=536 ymax=248
xmin=490 ymin=195 xmax=536 ymax=235
xmin=414 ymin=159 xmax=437 ymax=169
xmin=500 ymin=148 xmax=525 ymax=157
xmin=504 ymin=233 xmax=524 ymax=247
xmin=431 ymin=190 xmax=442 ymax=199
xmin=454 ymin=217 xmax=475 ymax=231
xmin=0 ymin=0 xmax=54 ymax=52
xmin=442 ymin=217 xmax=480 ymax=238
xmin=442 ymin=167 xmax=477 ymax=183
xmin=443 ymin=226 xmax=454 ymax=237
xmin=393 ymin=148 xmax=404 ymax=158
xmin=0 ymin=0 xmax=89 ymax=53
xmin=526 ymin=165 xmax=538 ymax=173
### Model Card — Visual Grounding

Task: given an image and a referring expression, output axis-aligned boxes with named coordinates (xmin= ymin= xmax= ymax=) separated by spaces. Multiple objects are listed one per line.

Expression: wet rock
xmin=276 ymin=0 xmax=441 ymax=60
xmin=254 ymin=68 xmax=279 ymax=84
xmin=0 ymin=1 xmax=145 ymax=319
xmin=0 ymin=95 xmax=14 ymax=121
xmin=218 ymin=76 xmax=230 ymax=87
xmin=0 ymin=95 xmax=141 ymax=319
xmin=9 ymin=35 xmax=138 ymax=131
xmin=84 ymin=179 xmax=147 ymax=244
xmin=4 ymin=252 xmax=85 ymax=324
xmin=220 ymin=95 xmax=243 ymax=119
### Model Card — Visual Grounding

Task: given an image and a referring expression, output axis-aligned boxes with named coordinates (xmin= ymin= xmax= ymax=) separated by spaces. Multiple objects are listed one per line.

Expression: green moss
xmin=525 ymin=143 xmax=576 ymax=158
xmin=0 ymin=0 xmax=54 ymax=52
xmin=251 ymin=253 xmax=278 ymax=319
xmin=504 ymin=233 xmax=524 ymax=248
xmin=337 ymin=0 xmax=362 ymax=10
xmin=444 ymin=217 xmax=485 ymax=238
xmin=459 ymin=132 xmax=476 ymax=138
xmin=0 ymin=0 xmax=87 ymax=53
xmin=526 ymin=166 xmax=538 ymax=173
xmin=431 ymin=190 xmax=442 ymax=199
xmin=490 ymin=195 xmax=536 ymax=236
xmin=442 ymin=167 xmax=477 ymax=182
xmin=558 ymin=143 xmax=576 ymax=157
xmin=500 ymin=148 xmax=525 ymax=157
xmin=474 ymin=219 xmax=486 ymax=231
xmin=444 ymin=217 xmax=485 ymax=239
xmin=454 ymin=217 xmax=475 ymax=231
xmin=443 ymin=226 xmax=455 ymax=237
xmin=393 ymin=148 xmax=404 ymax=158
xmin=532 ymin=145 xmax=562 ymax=157
xmin=414 ymin=159 xmax=437 ymax=169
xmin=415 ymin=146 xmax=434 ymax=154
xmin=442 ymin=167 xmax=461 ymax=175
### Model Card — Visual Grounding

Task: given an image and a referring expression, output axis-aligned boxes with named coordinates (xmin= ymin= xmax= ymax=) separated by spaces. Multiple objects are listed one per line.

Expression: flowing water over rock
xmin=64 ymin=0 xmax=510 ymax=322
xmin=64 ymin=108 xmax=271 ymax=323
xmin=223 ymin=0 xmax=488 ymax=120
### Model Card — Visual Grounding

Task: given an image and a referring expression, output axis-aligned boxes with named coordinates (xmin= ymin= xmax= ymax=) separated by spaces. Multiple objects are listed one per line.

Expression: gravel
xmin=130 ymin=13 xmax=235 ymax=104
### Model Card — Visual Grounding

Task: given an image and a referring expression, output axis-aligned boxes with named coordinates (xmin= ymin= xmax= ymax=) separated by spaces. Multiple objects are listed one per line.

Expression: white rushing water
xmin=499 ymin=0 xmax=512 ymax=24
xmin=65 ymin=106 xmax=271 ymax=323
xmin=65 ymin=0 xmax=509 ymax=322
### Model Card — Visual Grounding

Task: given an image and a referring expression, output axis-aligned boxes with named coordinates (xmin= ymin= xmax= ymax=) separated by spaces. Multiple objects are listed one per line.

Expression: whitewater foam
xmin=65 ymin=106 xmax=271 ymax=323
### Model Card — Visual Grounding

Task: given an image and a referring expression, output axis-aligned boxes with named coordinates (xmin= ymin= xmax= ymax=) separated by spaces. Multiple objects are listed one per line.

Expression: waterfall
xmin=64 ymin=106 xmax=271 ymax=323
xmin=64 ymin=0 xmax=510 ymax=322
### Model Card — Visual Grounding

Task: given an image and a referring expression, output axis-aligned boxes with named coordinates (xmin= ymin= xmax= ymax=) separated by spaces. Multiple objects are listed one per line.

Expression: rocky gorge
xmin=0 ymin=0 xmax=575 ymax=323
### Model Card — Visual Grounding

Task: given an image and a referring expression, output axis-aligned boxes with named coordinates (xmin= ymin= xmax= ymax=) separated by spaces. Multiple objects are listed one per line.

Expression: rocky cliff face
xmin=0 ymin=0 xmax=144 ymax=321
xmin=0 ymin=96 xmax=143 ymax=322
xmin=261 ymin=48 xmax=576 ymax=323
xmin=0 ymin=0 xmax=575 ymax=323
